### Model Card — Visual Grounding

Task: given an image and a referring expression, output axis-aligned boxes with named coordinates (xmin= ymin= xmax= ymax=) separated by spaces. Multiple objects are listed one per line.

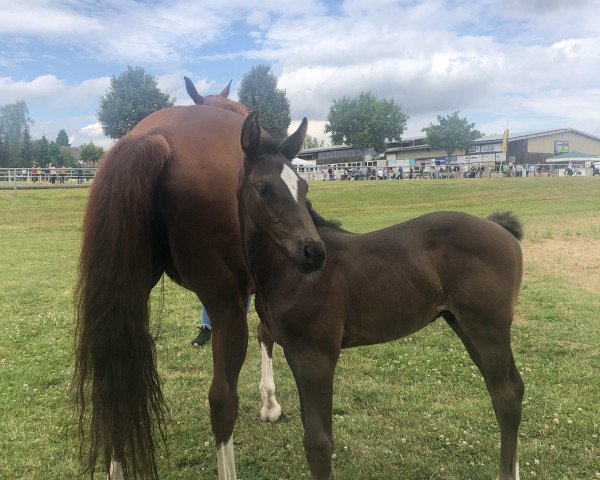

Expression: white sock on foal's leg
xmin=259 ymin=342 xmax=282 ymax=422
xmin=216 ymin=436 xmax=237 ymax=480
xmin=498 ymin=460 xmax=520 ymax=480
xmin=108 ymin=460 xmax=124 ymax=480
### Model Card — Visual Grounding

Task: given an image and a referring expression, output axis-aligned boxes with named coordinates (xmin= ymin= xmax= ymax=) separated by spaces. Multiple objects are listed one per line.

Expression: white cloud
xmin=2 ymin=0 xmax=600 ymax=147
xmin=0 ymin=2 xmax=102 ymax=37
xmin=75 ymin=122 xmax=114 ymax=149
xmin=0 ymin=75 xmax=110 ymax=110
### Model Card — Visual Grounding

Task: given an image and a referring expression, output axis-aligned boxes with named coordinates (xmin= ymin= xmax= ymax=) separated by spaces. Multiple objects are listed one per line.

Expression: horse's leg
xmin=257 ymin=322 xmax=282 ymax=422
xmin=444 ymin=313 xmax=485 ymax=376
xmin=205 ymin=295 xmax=249 ymax=480
xmin=284 ymin=347 xmax=338 ymax=480
xmin=453 ymin=312 xmax=524 ymax=480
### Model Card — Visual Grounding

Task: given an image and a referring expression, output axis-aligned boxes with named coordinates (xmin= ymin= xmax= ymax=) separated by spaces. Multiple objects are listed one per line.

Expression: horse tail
xmin=487 ymin=211 xmax=524 ymax=241
xmin=75 ymin=134 xmax=171 ymax=480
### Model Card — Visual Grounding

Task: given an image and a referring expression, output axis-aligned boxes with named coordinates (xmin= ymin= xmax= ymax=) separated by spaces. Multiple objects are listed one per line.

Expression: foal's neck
xmin=246 ymin=230 xmax=293 ymax=292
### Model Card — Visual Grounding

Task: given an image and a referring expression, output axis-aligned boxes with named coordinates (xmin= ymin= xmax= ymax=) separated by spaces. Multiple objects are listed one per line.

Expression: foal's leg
xmin=108 ymin=460 xmax=124 ymax=480
xmin=205 ymin=296 xmax=249 ymax=480
xmin=454 ymin=313 xmax=524 ymax=480
xmin=257 ymin=323 xmax=282 ymax=422
xmin=284 ymin=347 xmax=338 ymax=480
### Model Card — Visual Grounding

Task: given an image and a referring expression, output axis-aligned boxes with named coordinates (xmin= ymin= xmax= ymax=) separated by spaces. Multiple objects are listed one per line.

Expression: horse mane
xmin=204 ymin=96 xmax=249 ymax=117
xmin=306 ymin=200 xmax=346 ymax=232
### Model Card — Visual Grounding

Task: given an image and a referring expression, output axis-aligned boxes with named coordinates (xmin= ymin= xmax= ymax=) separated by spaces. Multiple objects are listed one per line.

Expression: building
xmin=385 ymin=128 xmax=600 ymax=166
xmin=297 ymin=145 xmax=376 ymax=168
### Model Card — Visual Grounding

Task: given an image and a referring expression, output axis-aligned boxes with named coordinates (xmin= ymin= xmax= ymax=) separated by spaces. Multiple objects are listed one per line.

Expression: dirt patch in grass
xmin=523 ymin=238 xmax=600 ymax=294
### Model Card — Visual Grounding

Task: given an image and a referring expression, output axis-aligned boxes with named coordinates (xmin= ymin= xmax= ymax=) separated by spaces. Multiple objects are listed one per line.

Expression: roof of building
xmin=545 ymin=151 xmax=600 ymax=162
xmin=299 ymin=128 xmax=600 ymax=156
xmin=385 ymin=127 xmax=600 ymax=154
xmin=299 ymin=144 xmax=359 ymax=155
xmin=474 ymin=128 xmax=600 ymax=144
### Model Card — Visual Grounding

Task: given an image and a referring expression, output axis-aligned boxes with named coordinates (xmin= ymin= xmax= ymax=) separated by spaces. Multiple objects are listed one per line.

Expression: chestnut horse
xmin=237 ymin=112 xmax=525 ymax=480
xmin=75 ymin=84 xmax=254 ymax=480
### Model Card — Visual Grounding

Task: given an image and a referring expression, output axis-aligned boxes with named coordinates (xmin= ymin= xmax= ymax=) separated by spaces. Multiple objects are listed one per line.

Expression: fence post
xmin=13 ymin=168 xmax=18 ymax=194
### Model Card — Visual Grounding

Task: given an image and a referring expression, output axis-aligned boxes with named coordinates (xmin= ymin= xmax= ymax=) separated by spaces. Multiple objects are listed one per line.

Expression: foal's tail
xmin=488 ymin=211 xmax=524 ymax=241
xmin=74 ymin=134 xmax=171 ymax=480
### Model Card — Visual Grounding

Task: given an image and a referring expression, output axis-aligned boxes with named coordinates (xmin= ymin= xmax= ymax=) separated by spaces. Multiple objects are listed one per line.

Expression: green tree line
xmin=2 ymin=64 xmax=483 ymax=169
xmin=0 ymin=101 xmax=104 ymax=168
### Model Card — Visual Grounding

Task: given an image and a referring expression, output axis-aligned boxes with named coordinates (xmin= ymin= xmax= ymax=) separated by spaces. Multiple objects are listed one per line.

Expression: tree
xmin=19 ymin=129 xmax=33 ymax=168
xmin=31 ymin=135 xmax=50 ymax=166
xmin=97 ymin=66 xmax=174 ymax=139
xmin=48 ymin=141 xmax=61 ymax=165
xmin=324 ymin=91 xmax=408 ymax=154
xmin=238 ymin=64 xmax=291 ymax=142
xmin=79 ymin=142 xmax=105 ymax=166
xmin=303 ymin=134 xmax=323 ymax=149
xmin=59 ymin=146 xmax=78 ymax=167
xmin=56 ymin=129 xmax=70 ymax=147
xmin=422 ymin=111 xmax=483 ymax=162
xmin=0 ymin=101 xmax=34 ymax=167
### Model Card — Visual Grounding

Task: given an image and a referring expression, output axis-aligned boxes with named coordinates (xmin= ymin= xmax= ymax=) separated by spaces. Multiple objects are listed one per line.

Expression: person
xmin=191 ymin=296 xmax=252 ymax=347
xmin=508 ymin=162 xmax=515 ymax=177
xmin=566 ymin=162 xmax=573 ymax=176
xmin=328 ymin=167 xmax=335 ymax=180
xmin=321 ymin=167 xmax=327 ymax=181
xmin=49 ymin=164 xmax=57 ymax=184
xmin=191 ymin=306 xmax=213 ymax=347
xmin=59 ymin=165 xmax=66 ymax=184
xmin=31 ymin=164 xmax=38 ymax=183
xmin=77 ymin=167 xmax=84 ymax=184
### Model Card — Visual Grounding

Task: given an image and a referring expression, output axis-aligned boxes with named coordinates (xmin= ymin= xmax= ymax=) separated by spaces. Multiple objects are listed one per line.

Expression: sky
xmin=1 ymin=0 xmax=599 ymax=149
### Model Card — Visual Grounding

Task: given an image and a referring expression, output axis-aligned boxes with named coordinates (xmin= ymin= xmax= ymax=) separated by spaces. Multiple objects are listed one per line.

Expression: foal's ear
xmin=219 ymin=80 xmax=232 ymax=99
xmin=278 ymin=117 xmax=307 ymax=160
xmin=184 ymin=76 xmax=204 ymax=105
xmin=241 ymin=111 xmax=261 ymax=159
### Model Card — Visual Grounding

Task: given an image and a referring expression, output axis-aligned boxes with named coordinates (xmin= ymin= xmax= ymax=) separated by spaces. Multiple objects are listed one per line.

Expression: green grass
xmin=0 ymin=178 xmax=598 ymax=479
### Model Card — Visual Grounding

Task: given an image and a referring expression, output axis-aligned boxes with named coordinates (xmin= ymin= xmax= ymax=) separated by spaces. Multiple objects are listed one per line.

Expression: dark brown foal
xmin=238 ymin=112 xmax=524 ymax=480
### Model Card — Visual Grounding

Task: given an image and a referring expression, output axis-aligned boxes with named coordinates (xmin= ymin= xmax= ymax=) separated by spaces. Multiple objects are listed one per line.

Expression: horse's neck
xmin=245 ymin=231 xmax=290 ymax=291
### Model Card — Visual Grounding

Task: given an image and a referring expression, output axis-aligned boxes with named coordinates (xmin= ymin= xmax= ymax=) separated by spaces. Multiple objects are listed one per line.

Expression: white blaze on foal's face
xmin=280 ymin=164 xmax=299 ymax=203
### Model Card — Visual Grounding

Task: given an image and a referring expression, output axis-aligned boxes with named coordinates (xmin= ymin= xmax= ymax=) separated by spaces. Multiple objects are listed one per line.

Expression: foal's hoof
xmin=260 ymin=403 xmax=282 ymax=423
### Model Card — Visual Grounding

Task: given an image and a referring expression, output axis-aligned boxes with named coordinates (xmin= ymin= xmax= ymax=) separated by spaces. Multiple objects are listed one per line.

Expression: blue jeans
xmin=201 ymin=296 xmax=252 ymax=329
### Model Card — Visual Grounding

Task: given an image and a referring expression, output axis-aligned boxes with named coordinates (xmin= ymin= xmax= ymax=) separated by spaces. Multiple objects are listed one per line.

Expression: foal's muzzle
xmin=294 ymin=240 xmax=326 ymax=273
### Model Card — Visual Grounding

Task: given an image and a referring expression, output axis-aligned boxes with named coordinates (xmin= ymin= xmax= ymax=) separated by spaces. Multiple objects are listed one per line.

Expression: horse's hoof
xmin=260 ymin=404 xmax=282 ymax=422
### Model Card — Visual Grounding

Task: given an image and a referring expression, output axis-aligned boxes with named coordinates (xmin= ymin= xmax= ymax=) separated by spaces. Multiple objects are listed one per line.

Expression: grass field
xmin=0 ymin=177 xmax=598 ymax=480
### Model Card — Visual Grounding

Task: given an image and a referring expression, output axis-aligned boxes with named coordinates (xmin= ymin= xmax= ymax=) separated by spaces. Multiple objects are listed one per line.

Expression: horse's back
xmin=329 ymin=211 xmax=523 ymax=314
xmin=131 ymin=105 xmax=249 ymax=292
xmin=409 ymin=211 xmax=523 ymax=309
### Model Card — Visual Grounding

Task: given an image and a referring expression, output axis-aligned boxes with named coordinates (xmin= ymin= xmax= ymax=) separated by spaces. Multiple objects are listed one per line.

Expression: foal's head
xmin=238 ymin=112 xmax=326 ymax=274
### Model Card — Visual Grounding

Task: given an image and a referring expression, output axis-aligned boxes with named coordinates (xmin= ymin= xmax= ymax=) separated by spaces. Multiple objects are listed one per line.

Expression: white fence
xmin=296 ymin=162 xmax=599 ymax=182
xmin=0 ymin=167 xmax=98 ymax=190
xmin=1 ymin=163 xmax=598 ymax=191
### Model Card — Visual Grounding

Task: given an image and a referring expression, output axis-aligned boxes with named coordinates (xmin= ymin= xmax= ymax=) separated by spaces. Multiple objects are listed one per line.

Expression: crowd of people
xmin=314 ymin=161 xmax=599 ymax=181
xmin=6 ymin=165 xmax=90 ymax=184
xmin=318 ymin=163 xmax=536 ymax=181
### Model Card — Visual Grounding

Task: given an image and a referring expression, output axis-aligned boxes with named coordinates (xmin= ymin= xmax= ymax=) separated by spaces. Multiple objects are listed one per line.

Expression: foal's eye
xmin=256 ymin=183 xmax=272 ymax=198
